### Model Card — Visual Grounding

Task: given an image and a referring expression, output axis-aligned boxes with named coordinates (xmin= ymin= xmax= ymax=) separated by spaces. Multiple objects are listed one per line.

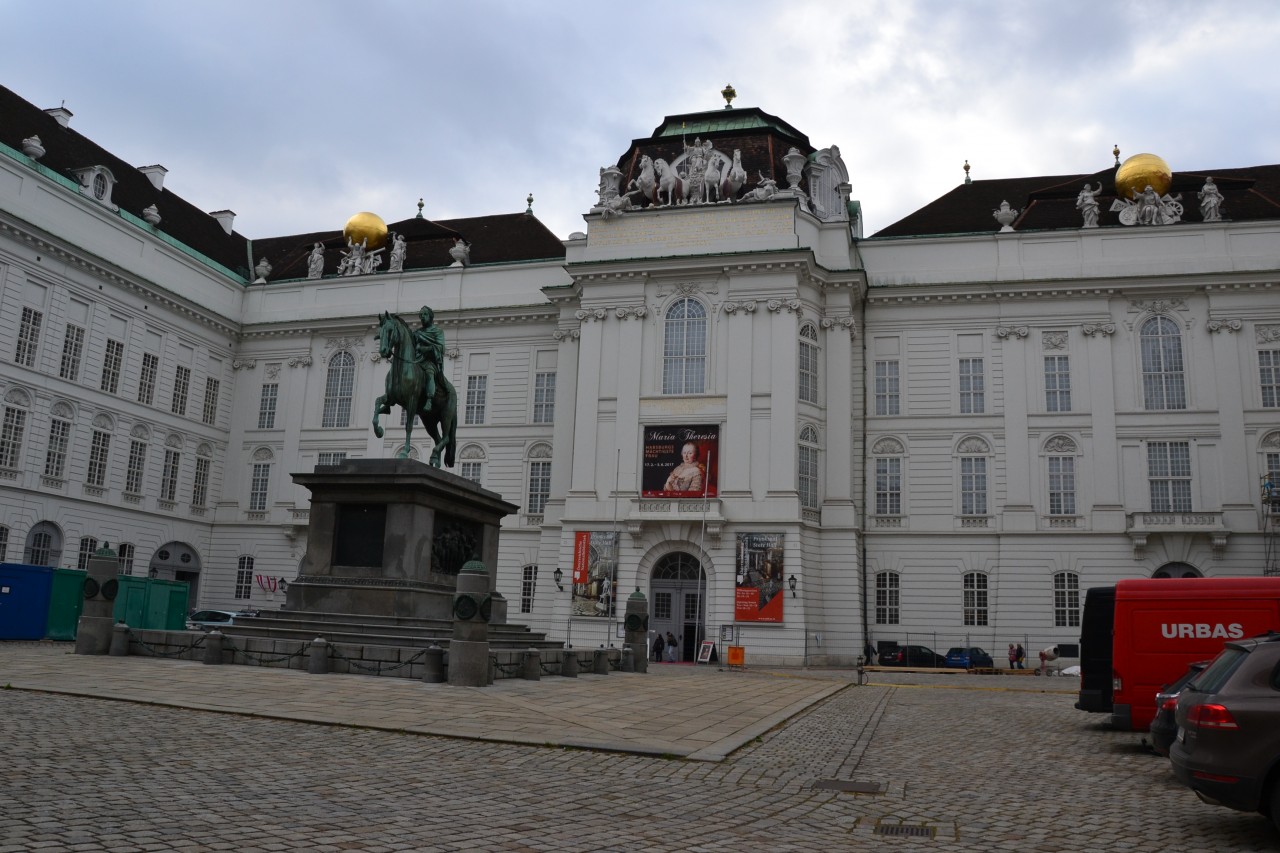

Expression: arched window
xmin=798 ymin=425 xmax=820 ymax=510
xmin=652 ymin=552 xmax=704 ymax=582
xmin=873 ymin=438 xmax=905 ymax=516
xmin=662 ymin=298 xmax=707 ymax=395
xmin=875 ymin=571 xmax=900 ymax=624
xmin=520 ymin=565 xmax=537 ymax=613
xmin=24 ymin=521 xmax=62 ymax=567
xmin=798 ymin=323 xmax=819 ymax=404
xmin=1152 ymin=562 xmax=1202 ymax=579
xmin=526 ymin=443 xmax=552 ymax=515
xmin=957 ymin=437 xmax=990 ymax=516
xmin=963 ymin=572 xmax=988 ymax=626
xmin=1140 ymin=317 xmax=1186 ymax=410
xmin=322 ymin=351 xmax=355 ymax=427
xmin=0 ymin=388 xmax=31 ymax=470
xmin=249 ymin=448 xmax=273 ymax=512
xmin=459 ymin=444 xmax=486 ymax=486
xmin=1053 ymin=571 xmax=1080 ymax=627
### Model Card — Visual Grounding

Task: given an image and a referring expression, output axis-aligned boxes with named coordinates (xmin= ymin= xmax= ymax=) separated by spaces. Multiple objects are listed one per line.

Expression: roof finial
xmin=963 ymin=159 xmax=971 ymax=185
xmin=1113 ymin=144 xmax=1121 ymax=167
xmin=416 ymin=197 xmax=424 ymax=219
xmin=721 ymin=83 xmax=737 ymax=109
xmin=526 ymin=193 xmax=534 ymax=214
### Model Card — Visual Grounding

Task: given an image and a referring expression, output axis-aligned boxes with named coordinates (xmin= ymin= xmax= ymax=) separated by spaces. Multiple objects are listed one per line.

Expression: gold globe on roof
xmin=343 ymin=211 xmax=388 ymax=251
xmin=1115 ymin=153 xmax=1173 ymax=201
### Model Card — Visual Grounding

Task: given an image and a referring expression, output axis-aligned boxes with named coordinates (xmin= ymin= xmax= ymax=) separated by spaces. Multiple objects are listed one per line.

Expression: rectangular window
xmin=798 ymin=444 xmax=819 ymax=509
xmin=258 ymin=383 xmax=279 ymax=429
xmin=250 ymin=463 xmax=271 ymax=511
xmin=192 ymin=457 xmax=210 ymax=507
xmin=460 ymin=461 xmax=482 ymax=485
xmin=160 ymin=449 xmax=180 ymax=502
xmin=1054 ymin=572 xmax=1081 ymax=628
xmin=683 ymin=592 xmax=700 ymax=621
xmin=1044 ymin=355 xmax=1071 ymax=412
xmin=14 ymin=306 xmax=42 ymax=368
xmin=1048 ymin=456 xmax=1076 ymax=515
xmin=527 ymin=460 xmax=551 ymax=514
xmin=235 ymin=556 xmax=254 ymax=600
xmin=960 ymin=456 xmax=988 ymax=515
xmin=317 ymin=452 xmax=347 ymax=467
xmin=959 ymin=358 xmax=985 ymax=414
xmin=77 ymin=537 xmax=98 ymax=571
xmin=0 ymin=526 xmax=7 ymax=562
xmin=1148 ymin=441 xmax=1192 ymax=512
xmin=654 ymin=591 xmax=672 ymax=620
xmin=465 ymin=375 xmax=488 ymax=425
xmin=59 ymin=325 xmax=85 ymax=381
xmin=138 ymin=353 xmax=159 ymax=405
xmin=875 ymin=573 xmax=900 ymax=625
xmin=87 ymin=430 xmax=111 ymax=487
xmin=798 ymin=340 xmax=819 ymax=404
xmin=520 ymin=565 xmax=537 ymax=614
xmin=44 ymin=419 xmax=72 ymax=478
xmin=874 ymin=360 xmax=900 ymax=416
xmin=171 ymin=365 xmax=191 ymax=415
xmin=117 ymin=543 xmax=135 ymax=575
xmin=532 ymin=372 xmax=556 ymax=423
xmin=875 ymin=457 xmax=902 ymax=515
xmin=201 ymin=378 xmax=220 ymax=425
xmin=100 ymin=339 xmax=124 ymax=393
xmin=1261 ymin=350 xmax=1280 ymax=408
xmin=0 ymin=407 xmax=27 ymax=469
xmin=125 ymin=440 xmax=147 ymax=493
xmin=963 ymin=573 xmax=989 ymax=627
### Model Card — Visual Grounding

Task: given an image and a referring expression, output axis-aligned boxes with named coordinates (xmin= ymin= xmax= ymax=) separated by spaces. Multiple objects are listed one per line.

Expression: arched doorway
xmin=149 ymin=541 xmax=202 ymax=605
xmin=23 ymin=521 xmax=63 ymax=566
xmin=649 ymin=551 xmax=706 ymax=663
xmin=1152 ymin=562 xmax=1202 ymax=579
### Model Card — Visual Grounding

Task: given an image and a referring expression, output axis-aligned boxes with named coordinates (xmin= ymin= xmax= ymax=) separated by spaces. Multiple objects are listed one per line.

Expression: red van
xmin=1078 ymin=577 xmax=1280 ymax=732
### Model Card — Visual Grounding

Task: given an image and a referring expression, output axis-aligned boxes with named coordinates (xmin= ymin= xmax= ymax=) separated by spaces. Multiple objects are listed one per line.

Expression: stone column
xmin=74 ymin=543 xmax=120 ymax=655
xmin=448 ymin=558 xmax=492 ymax=687
xmin=623 ymin=588 xmax=649 ymax=673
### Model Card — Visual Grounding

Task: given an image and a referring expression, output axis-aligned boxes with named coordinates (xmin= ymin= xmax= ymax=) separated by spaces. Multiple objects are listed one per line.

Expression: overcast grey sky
xmin=6 ymin=1 xmax=1277 ymax=241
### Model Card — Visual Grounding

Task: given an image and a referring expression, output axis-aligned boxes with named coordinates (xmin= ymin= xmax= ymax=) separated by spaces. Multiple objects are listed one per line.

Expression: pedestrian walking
xmin=651 ymin=632 xmax=665 ymax=662
xmin=665 ymin=632 xmax=678 ymax=662
xmin=1015 ymin=643 xmax=1025 ymax=669
xmin=1008 ymin=643 xmax=1017 ymax=670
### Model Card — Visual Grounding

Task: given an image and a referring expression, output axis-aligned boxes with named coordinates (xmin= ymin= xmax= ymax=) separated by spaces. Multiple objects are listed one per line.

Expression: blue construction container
xmin=0 ymin=563 xmax=54 ymax=640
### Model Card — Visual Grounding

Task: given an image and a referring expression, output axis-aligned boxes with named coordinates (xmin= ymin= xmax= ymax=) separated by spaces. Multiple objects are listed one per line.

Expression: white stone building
xmin=2 ymin=84 xmax=1277 ymax=664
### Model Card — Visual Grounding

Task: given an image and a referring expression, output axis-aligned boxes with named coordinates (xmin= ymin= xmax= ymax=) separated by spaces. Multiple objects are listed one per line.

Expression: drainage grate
xmin=874 ymin=825 xmax=936 ymax=839
xmin=813 ymin=779 xmax=885 ymax=794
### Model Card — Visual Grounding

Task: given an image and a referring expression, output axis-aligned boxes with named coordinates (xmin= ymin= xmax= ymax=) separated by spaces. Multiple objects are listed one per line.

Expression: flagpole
xmin=610 ymin=447 xmax=621 ymax=646
xmin=694 ymin=450 xmax=712 ymax=663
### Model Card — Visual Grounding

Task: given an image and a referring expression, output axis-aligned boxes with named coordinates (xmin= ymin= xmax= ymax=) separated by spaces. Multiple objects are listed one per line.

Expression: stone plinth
xmin=624 ymin=588 xmax=649 ymax=674
xmin=287 ymin=459 xmax=517 ymax=620
xmin=75 ymin=548 xmax=121 ymax=655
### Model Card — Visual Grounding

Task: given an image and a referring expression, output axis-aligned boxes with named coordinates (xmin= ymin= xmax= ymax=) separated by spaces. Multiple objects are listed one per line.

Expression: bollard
xmin=203 ymin=630 xmax=224 ymax=665
xmin=108 ymin=622 xmax=130 ymax=657
xmin=522 ymin=648 xmax=541 ymax=681
xmin=621 ymin=647 xmax=634 ymax=672
xmin=561 ymin=649 xmax=578 ymax=678
xmin=422 ymin=644 xmax=446 ymax=683
xmin=593 ymin=648 xmax=609 ymax=675
xmin=308 ymin=637 xmax=329 ymax=674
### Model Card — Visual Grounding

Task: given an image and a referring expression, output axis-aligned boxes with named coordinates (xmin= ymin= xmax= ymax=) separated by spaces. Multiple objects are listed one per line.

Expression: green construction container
xmin=45 ymin=568 xmax=87 ymax=640
xmin=113 ymin=576 xmax=189 ymax=630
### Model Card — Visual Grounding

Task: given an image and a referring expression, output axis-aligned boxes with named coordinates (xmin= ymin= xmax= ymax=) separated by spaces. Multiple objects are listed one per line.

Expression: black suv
xmin=879 ymin=644 xmax=946 ymax=667
xmin=1169 ymin=633 xmax=1280 ymax=832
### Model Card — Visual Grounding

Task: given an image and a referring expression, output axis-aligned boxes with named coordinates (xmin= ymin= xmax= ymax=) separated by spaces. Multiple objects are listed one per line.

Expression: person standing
xmin=665 ymin=632 xmax=678 ymax=662
xmin=651 ymin=632 xmax=665 ymax=663
xmin=1008 ymin=644 xmax=1017 ymax=670
xmin=1015 ymin=643 xmax=1026 ymax=669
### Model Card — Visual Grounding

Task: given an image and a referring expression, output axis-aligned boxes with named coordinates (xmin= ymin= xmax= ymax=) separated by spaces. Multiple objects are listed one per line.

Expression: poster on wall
xmin=571 ymin=530 xmax=619 ymax=617
xmin=641 ymin=424 xmax=720 ymax=498
xmin=735 ymin=533 xmax=785 ymax=623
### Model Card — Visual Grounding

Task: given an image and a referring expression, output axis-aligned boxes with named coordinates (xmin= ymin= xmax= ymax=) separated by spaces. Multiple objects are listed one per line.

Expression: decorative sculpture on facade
xmin=448 ymin=238 xmax=470 ymax=267
xmin=739 ymin=172 xmax=780 ymax=204
xmin=306 ymin=242 xmax=325 ymax=279
xmin=1076 ymin=183 xmax=1103 ymax=228
xmin=590 ymin=165 xmax=639 ymax=218
xmin=21 ymin=135 xmax=44 ymax=160
xmin=387 ymin=232 xmax=407 ymax=272
xmin=1109 ymin=184 xmax=1183 ymax=226
xmin=142 ymin=204 xmax=161 ymax=226
xmin=337 ymin=237 xmax=384 ymax=275
xmin=993 ymin=200 xmax=1018 ymax=232
xmin=253 ymin=257 xmax=272 ymax=283
xmin=724 ymin=149 xmax=747 ymax=199
xmin=1198 ymin=178 xmax=1224 ymax=222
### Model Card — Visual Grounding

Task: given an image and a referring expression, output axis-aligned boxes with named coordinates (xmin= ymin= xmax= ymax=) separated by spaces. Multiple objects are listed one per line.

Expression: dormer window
xmin=71 ymin=166 xmax=118 ymax=211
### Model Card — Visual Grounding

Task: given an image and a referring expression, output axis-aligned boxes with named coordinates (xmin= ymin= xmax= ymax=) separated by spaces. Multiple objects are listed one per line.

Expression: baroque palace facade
xmin=2 ymin=83 xmax=1278 ymax=663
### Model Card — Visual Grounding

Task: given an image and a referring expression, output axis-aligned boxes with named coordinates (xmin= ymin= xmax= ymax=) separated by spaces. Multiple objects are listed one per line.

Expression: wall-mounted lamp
xmin=788 ymin=575 xmax=797 ymax=597
xmin=553 ymin=567 xmax=564 ymax=591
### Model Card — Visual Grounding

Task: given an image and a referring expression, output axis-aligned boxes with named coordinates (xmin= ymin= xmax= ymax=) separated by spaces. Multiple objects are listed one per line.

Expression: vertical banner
xmin=641 ymin=425 xmax=720 ymax=497
xmin=571 ymin=530 xmax=619 ymax=617
xmin=735 ymin=533 xmax=785 ymax=623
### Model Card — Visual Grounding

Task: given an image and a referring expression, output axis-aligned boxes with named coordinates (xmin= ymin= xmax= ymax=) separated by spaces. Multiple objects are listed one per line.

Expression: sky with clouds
xmin=5 ymin=1 xmax=1277 ymax=242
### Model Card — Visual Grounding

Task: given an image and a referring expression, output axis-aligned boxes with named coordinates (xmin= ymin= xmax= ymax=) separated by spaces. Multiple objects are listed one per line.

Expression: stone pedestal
xmin=448 ymin=558 xmax=493 ymax=687
xmin=287 ymin=459 xmax=517 ymax=619
xmin=75 ymin=546 xmax=121 ymax=655
xmin=623 ymin=588 xmax=649 ymax=674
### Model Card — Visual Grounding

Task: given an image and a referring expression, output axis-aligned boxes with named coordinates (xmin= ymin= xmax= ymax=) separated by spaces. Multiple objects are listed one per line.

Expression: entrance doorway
xmin=649 ymin=552 xmax=706 ymax=663
xmin=148 ymin=542 xmax=202 ymax=605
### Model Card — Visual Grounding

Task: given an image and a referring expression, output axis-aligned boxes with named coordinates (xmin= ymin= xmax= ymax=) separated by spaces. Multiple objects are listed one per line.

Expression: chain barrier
xmin=608 ymin=653 xmax=623 ymax=671
xmin=539 ymin=660 xmax=559 ymax=675
xmin=126 ymin=627 xmax=207 ymax=658
xmin=489 ymin=655 xmax=524 ymax=678
xmin=327 ymin=645 xmax=428 ymax=675
xmin=222 ymin=638 xmax=310 ymax=667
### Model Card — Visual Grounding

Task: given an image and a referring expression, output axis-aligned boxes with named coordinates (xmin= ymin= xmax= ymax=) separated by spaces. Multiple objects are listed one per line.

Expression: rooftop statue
xmin=1076 ymin=182 xmax=1103 ymax=228
xmin=387 ymin=232 xmax=407 ymax=272
xmin=307 ymin=242 xmax=325 ymax=279
xmin=1198 ymin=178 xmax=1224 ymax=222
xmin=739 ymin=172 xmax=780 ymax=204
xmin=1109 ymin=184 xmax=1183 ymax=226
xmin=372 ymin=305 xmax=457 ymax=467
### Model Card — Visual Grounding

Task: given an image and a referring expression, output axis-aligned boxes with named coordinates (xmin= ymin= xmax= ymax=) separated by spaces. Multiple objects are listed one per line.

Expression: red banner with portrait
xmin=735 ymin=533 xmax=785 ymax=623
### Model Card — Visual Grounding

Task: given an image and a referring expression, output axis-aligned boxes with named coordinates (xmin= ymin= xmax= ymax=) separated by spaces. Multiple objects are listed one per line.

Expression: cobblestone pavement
xmin=1 ymin=647 xmax=1277 ymax=852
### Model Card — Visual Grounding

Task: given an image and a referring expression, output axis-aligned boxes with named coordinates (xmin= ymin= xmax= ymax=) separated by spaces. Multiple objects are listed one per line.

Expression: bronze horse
xmin=372 ymin=312 xmax=457 ymax=467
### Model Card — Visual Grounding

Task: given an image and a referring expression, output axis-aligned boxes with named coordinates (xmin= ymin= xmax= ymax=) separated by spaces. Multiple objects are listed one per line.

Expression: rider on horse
xmin=412 ymin=306 xmax=445 ymax=401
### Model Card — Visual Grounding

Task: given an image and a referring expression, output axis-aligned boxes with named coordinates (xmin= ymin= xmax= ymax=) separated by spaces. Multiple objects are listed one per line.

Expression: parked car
xmin=1149 ymin=660 xmax=1210 ymax=757
xmin=880 ymin=645 xmax=946 ymax=667
xmin=944 ymin=647 xmax=995 ymax=669
xmin=186 ymin=609 xmax=251 ymax=631
xmin=1169 ymin=633 xmax=1280 ymax=832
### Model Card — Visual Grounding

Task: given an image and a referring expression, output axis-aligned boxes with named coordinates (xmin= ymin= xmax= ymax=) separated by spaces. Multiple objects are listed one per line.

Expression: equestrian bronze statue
xmin=372 ymin=306 xmax=457 ymax=467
